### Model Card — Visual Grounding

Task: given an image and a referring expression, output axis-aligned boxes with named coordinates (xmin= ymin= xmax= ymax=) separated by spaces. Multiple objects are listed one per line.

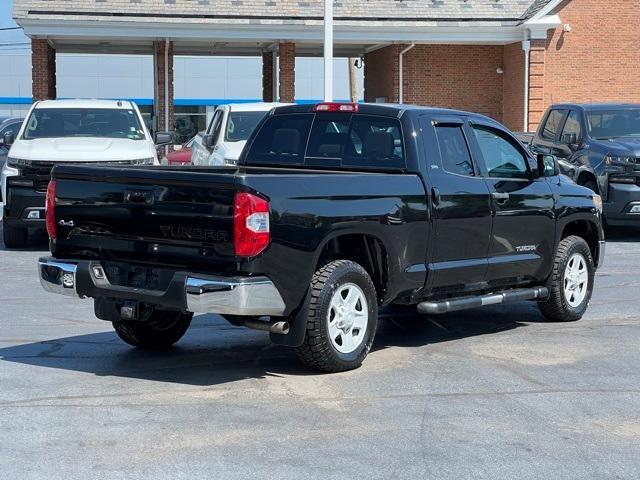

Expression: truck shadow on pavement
xmin=0 ymin=303 xmax=546 ymax=386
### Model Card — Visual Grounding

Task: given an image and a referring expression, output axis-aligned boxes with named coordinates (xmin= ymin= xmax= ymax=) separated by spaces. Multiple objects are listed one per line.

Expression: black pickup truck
xmin=38 ymin=103 xmax=605 ymax=372
xmin=531 ymin=103 xmax=640 ymax=227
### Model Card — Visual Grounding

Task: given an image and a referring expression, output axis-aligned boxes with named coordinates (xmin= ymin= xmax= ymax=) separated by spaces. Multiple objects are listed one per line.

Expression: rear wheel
xmin=296 ymin=260 xmax=378 ymax=373
xmin=2 ymin=219 xmax=27 ymax=248
xmin=113 ymin=309 xmax=192 ymax=349
xmin=538 ymin=235 xmax=594 ymax=322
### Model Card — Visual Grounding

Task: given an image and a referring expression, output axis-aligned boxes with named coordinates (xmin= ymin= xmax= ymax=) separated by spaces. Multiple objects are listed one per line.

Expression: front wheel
xmin=113 ymin=309 xmax=193 ymax=349
xmin=538 ymin=235 xmax=595 ymax=322
xmin=296 ymin=260 xmax=378 ymax=373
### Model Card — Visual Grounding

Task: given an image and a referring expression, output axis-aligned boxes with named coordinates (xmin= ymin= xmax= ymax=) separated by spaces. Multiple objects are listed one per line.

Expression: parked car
xmin=38 ymin=103 xmax=604 ymax=372
xmin=166 ymin=136 xmax=195 ymax=166
xmin=190 ymin=103 xmax=283 ymax=166
xmin=531 ymin=103 xmax=640 ymax=227
xmin=0 ymin=116 xmax=24 ymax=201
xmin=1 ymin=99 xmax=173 ymax=248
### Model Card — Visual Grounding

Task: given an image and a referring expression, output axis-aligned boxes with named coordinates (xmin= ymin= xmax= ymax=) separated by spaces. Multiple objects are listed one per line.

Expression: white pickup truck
xmin=1 ymin=99 xmax=173 ymax=248
xmin=190 ymin=103 xmax=283 ymax=166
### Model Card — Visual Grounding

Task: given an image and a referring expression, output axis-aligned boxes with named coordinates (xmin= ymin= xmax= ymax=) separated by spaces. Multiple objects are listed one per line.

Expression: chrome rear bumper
xmin=38 ymin=257 xmax=286 ymax=316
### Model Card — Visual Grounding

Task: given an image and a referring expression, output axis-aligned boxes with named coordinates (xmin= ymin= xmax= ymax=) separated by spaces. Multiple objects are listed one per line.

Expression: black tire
xmin=296 ymin=260 xmax=378 ymax=373
xmin=2 ymin=220 xmax=27 ymax=249
xmin=113 ymin=310 xmax=192 ymax=349
xmin=538 ymin=235 xmax=594 ymax=322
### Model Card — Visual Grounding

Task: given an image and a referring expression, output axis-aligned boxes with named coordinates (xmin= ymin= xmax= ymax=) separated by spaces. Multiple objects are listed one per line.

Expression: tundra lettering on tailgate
xmin=159 ymin=225 xmax=229 ymax=242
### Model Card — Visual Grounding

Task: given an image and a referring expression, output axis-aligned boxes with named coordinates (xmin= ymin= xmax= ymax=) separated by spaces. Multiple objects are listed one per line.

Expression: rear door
xmin=420 ymin=116 xmax=493 ymax=293
xmin=467 ymin=121 xmax=555 ymax=285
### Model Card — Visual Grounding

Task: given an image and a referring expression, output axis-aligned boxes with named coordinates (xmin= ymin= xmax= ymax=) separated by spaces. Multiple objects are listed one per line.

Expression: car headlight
xmin=6 ymin=157 xmax=28 ymax=168
xmin=604 ymin=154 xmax=634 ymax=173
xmin=130 ymin=158 xmax=155 ymax=166
xmin=592 ymin=194 xmax=603 ymax=214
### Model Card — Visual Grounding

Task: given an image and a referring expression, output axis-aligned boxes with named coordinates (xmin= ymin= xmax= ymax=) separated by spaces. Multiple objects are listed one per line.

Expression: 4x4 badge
xmin=58 ymin=219 xmax=75 ymax=227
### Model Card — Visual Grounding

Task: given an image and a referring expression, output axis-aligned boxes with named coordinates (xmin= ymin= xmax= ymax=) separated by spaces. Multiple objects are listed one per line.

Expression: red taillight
xmin=313 ymin=102 xmax=359 ymax=113
xmin=233 ymin=192 xmax=270 ymax=257
xmin=45 ymin=180 xmax=57 ymax=239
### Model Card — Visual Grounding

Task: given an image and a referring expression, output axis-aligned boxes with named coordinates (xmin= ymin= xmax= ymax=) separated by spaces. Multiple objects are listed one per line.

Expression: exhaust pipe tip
xmin=270 ymin=321 xmax=290 ymax=335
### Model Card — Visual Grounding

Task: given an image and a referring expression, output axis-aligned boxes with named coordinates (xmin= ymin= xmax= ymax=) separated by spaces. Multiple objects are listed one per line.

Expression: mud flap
xmin=269 ymin=288 xmax=311 ymax=347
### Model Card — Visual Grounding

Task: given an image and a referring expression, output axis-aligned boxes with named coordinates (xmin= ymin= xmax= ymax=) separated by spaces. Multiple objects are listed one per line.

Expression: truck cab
xmin=531 ymin=103 xmax=640 ymax=227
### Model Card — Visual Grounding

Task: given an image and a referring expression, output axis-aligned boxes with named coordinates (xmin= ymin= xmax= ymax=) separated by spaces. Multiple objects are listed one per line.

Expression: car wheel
xmin=538 ymin=235 xmax=594 ymax=322
xmin=113 ymin=309 xmax=192 ymax=349
xmin=296 ymin=260 xmax=378 ymax=372
xmin=2 ymin=219 xmax=27 ymax=249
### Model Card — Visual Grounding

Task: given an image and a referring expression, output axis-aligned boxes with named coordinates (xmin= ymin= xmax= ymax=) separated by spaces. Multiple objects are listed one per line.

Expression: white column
xmin=323 ymin=0 xmax=333 ymax=102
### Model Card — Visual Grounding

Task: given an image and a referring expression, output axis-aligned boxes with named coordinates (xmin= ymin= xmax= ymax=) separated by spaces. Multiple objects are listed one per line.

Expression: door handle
xmin=431 ymin=187 xmax=440 ymax=206
xmin=491 ymin=192 xmax=510 ymax=204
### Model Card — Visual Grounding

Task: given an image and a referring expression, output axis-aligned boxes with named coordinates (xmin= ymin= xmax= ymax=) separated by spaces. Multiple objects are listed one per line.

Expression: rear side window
xmin=434 ymin=125 xmax=475 ymax=176
xmin=541 ymin=109 xmax=565 ymax=140
xmin=247 ymin=114 xmax=313 ymax=165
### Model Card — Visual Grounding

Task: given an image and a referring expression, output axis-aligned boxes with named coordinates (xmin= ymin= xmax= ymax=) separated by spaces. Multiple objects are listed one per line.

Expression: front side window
xmin=541 ymin=109 xmax=565 ymax=140
xmin=434 ymin=125 xmax=475 ymax=176
xmin=23 ymin=108 xmax=145 ymax=140
xmin=225 ymin=111 xmax=268 ymax=142
xmin=587 ymin=109 xmax=640 ymax=139
xmin=473 ymin=125 xmax=529 ymax=179
xmin=561 ymin=110 xmax=582 ymax=141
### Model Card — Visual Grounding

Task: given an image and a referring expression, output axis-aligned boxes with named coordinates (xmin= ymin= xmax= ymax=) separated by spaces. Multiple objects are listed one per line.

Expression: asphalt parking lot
xmin=1 ymin=224 xmax=639 ymax=480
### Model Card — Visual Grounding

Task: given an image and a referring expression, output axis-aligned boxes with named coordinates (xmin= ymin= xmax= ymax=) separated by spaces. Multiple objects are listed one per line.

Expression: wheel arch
xmin=559 ymin=218 xmax=600 ymax=265
xmin=314 ymin=232 xmax=389 ymax=303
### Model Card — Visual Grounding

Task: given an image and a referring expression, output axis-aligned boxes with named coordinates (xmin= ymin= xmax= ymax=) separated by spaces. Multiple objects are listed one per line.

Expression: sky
xmin=0 ymin=0 xmax=30 ymax=53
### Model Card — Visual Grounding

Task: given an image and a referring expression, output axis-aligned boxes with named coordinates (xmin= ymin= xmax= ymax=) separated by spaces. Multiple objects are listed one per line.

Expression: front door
xmin=420 ymin=116 xmax=493 ymax=293
xmin=468 ymin=122 xmax=556 ymax=286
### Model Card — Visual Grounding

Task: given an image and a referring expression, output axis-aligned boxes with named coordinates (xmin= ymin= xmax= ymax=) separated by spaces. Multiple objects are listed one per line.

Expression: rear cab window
xmin=245 ymin=112 xmax=405 ymax=171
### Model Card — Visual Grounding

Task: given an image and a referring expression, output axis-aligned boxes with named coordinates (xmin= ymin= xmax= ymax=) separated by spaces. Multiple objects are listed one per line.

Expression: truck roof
xmin=550 ymin=102 xmax=640 ymax=111
xmin=225 ymin=102 xmax=289 ymax=112
xmin=34 ymin=99 xmax=137 ymax=110
xmin=272 ymin=102 xmax=496 ymax=123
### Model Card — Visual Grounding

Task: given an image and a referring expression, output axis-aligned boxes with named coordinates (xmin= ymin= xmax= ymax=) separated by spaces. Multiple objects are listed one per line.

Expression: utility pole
xmin=324 ymin=0 xmax=333 ymax=102
xmin=348 ymin=57 xmax=358 ymax=103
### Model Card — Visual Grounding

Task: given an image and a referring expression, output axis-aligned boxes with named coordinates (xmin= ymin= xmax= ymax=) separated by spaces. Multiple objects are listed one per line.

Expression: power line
xmin=0 ymin=27 xmax=23 ymax=31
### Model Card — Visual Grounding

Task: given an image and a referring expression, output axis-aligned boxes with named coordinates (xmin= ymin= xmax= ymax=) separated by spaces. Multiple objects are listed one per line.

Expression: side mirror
xmin=154 ymin=131 xmax=174 ymax=146
xmin=202 ymin=134 xmax=215 ymax=149
xmin=536 ymin=153 xmax=559 ymax=178
xmin=3 ymin=131 xmax=15 ymax=147
xmin=562 ymin=132 xmax=578 ymax=146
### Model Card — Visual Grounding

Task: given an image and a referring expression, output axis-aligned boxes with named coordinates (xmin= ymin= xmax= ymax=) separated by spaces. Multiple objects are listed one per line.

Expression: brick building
xmin=12 ymin=0 xmax=640 ymax=132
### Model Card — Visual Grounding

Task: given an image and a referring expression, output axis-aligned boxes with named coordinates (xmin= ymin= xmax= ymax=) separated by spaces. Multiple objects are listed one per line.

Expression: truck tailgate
xmin=50 ymin=165 xmax=239 ymax=272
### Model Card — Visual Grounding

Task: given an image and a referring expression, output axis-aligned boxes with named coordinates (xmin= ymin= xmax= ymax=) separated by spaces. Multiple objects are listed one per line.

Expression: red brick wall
xmin=153 ymin=40 xmax=174 ymax=133
xmin=364 ymin=45 xmax=400 ymax=103
xmin=502 ymin=42 xmax=525 ymax=132
xmin=32 ymin=39 xmax=56 ymax=101
xmin=365 ymin=45 xmax=504 ymax=121
xmin=527 ymin=39 xmax=547 ymax=131
xmin=279 ymin=42 xmax=295 ymax=103
xmin=544 ymin=0 xmax=640 ymax=110
xmin=262 ymin=51 xmax=274 ymax=103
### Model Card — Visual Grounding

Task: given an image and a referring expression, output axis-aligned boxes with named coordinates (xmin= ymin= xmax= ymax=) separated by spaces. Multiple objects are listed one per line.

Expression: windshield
xmin=225 ymin=111 xmax=267 ymax=142
xmin=23 ymin=108 xmax=146 ymax=140
xmin=587 ymin=109 xmax=640 ymax=139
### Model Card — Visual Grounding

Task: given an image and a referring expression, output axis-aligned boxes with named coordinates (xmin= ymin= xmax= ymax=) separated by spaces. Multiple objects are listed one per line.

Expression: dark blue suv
xmin=531 ymin=103 xmax=640 ymax=227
